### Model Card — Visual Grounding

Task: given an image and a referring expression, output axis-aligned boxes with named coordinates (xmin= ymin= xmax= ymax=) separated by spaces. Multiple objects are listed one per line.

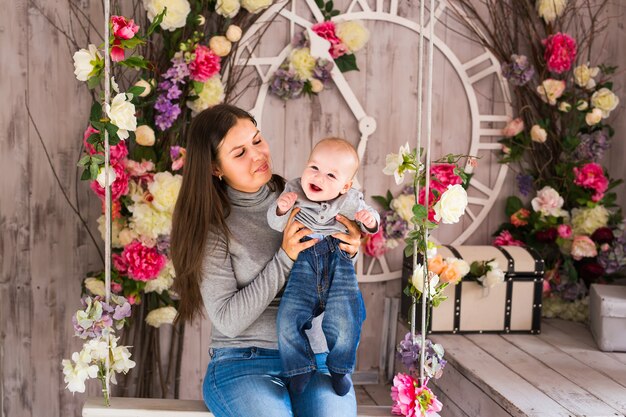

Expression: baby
xmin=267 ymin=137 xmax=380 ymax=396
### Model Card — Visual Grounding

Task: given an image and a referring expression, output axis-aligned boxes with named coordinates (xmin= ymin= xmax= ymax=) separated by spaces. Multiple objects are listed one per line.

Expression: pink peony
xmin=111 ymin=40 xmax=125 ymax=62
xmin=493 ymin=230 xmax=525 ymax=247
xmin=83 ymin=125 xmax=129 ymax=163
xmin=189 ymin=45 xmax=221 ymax=82
xmin=430 ymin=164 xmax=462 ymax=192
xmin=510 ymin=208 xmax=530 ymax=227
xmin=119 ymin=241 xmax=167 ymax=281
xmin=502 ymin=117 xmax=524 ymax=137
xmin=415 ymin=383 xmax=443 ymax=417
xmin=312 ymin=21 xmax=341 ymax=44
xmin=543 ymin=32 xmax=577 ymax=74
xmin=391 ymin=373 xmax=418 ymax=417
xmin=570 ymin=235 xmax=597 ymax=260
xmin=573 ymin=163 xmax=608 ymax=200
xmin=111 ymin=15 xmax=139 ymax=40
xmin=364 ymin=229 xmax=387 ymax=258
xmin=330 ymin=42 xmax=349 ymax=59
xmin=557 ymin=224 xmax=572 ymax=239
xmin=90 ymin=162 xmax=130 ymax=201
xmin=112 ymin=253 xmax=128 ymax=274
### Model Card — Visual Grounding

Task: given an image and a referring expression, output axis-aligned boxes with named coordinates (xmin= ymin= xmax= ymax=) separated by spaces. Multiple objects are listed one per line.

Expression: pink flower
xmin=543 ymin=32 xmax=577 ymax=74
xmin=391 ymin=373 xmax=418 ymax=417
xmin=570 ymin=235 xmax=597 ymax=260
xmin=120 ymin=241 xmax=167 ymax=281
xmin=111 ymin=40 xmax=125 ymax=62
xmin=330 ymin=43 xmax=349 ymax=59
xmin=111 ymin=281 xmax=123 ymax=294
xmin=502 ymin=118 xmax=524 ymax=137
xmin=83 ymin=125 xmax=129 ymax=163
xmin=101 ymin=199 xmax=122 ymax=220
xmin=415 ymin=383 xmax=443 ymax=416
xmin=189 ymin=45 xmax=221 ymax=82
xmin=312 ymin=21 xmax=341 ymax=44
xmin=573 ymin=163 xmax=608 ymax=201
xmin=125 ymin=158 xmax=155 ymax=177
xmin=557 ymin=224 xmax=572 ymax=239
xmin=430 ymin=164 xmax=462 ymax=191
xmin=170 ymin=145 xmax=187 ymax=171
xmin=111 ymin=15 xmax=139 ymax=40
xmin=493 ymin=230 xmax=525 ymax=247
xmin=510 ymin=208 xmax=530 ymax=227
xmin=364 ymin=229 xmax=387 ymax=258
xmin=90 ymin=162 xmax=130 ymax=201
xmin=112 ymin=253 xmax=128 ymax=274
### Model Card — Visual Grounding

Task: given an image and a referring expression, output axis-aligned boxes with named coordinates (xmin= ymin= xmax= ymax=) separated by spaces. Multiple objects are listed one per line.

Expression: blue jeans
xmin=203 ymin=347 xmax=357 ymax=417
xmin=277 ymin=236 xmax=366 ymax=377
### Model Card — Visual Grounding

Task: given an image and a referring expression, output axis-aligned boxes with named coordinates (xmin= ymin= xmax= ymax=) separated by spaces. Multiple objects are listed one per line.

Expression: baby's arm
xmin=355 ymin=209 xmax=377 ymax=230
xmin=277 ymin=192 xmax=298 ymax=215
xmin=267 ymin=180 xmax=300 ymax=232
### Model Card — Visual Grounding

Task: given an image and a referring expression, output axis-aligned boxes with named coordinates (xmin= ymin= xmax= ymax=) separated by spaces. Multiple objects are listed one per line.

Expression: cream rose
xmin=530 ymin=125 xmax=548 ymax=143
xmin=106 ymin=93 xmax=137 ymax=140
xmin=336 ymin=21 xmax=370 ymax=52
xmin=570 ymin=236 xmax=598 ymax=260
xmin=143 ymin=0 xmax=190 ymax=31
xmin=73 ymin=44 xmax=102 ymax=82
xmin=209 ymin=36 xmax=232 ymax=57
xmin=585 ymin=108 xmax=603 ymax=126
xmin=536 ymin=0 xmax=567 ymax=24
xmin=434 ymin=184 xmax=468 ymax=224
xmin=390 ymin=194 xmax=416 ymax=223
xmin=412 ymin=265 xmax=439 ymax=299
xmin=148 ymin=172 xmax=183 ymax=213
xmin=118 ymin=228 xmax=138 ymax=247
xmin=537 ymin=79 xmax=566 ymax=105
xmin=133 ymin=79 xmax=153 ymax=97
xmin=135 ymin=125 xmax=156 ymax=146
xmin=480 ymin=261 xmax=505 ymax=288
xmin=310 ymin=78 xmax=324 ymax=93
xmin=446 ymin=257 xmax=470 ymax=278
xmin=591 ymin=88 xmax=620 ymax=118
xmin=241 ymin=0 xmax=272 ymax=14
xmin=573 ymin=64 xmax=599 ymax=89
xmin=558 ymin=101 xmax=571 ymax=112
xmin=129 ymin=202 xmax=172 ymax=239
xmin=226 ymin=25 xmax=242 ymax=42
xmin=144 ymin=260 xmax=175 ymax=294
xmin=289 ymin=48 xmax=317 ymax=80
xmin=571 ymin=205 xmax=609 ymax=235
xmin=186 ymin=76 xmax=225 ymax=115
xmin=531 ymin=186 xmax=567 ymax=217
xmin=501 ymin=117 xmax=524 ymax=137
xmin=576 ymin=100 xmax=589 ymax=111
xmin=145 ymin=306 xmax=178 ymax=328
xmin=96 ymin=166 xmax=117 ymax=189
xmin=215 ymin=0 xmax=240 ymax=18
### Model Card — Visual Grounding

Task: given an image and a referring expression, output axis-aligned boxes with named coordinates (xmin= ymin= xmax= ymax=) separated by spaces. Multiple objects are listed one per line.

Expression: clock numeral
xmin=478 ymin=114 xmax=510 ymax=140
xmin=463 ymin=51 xmax=498 ymax=84
xmin=347 ymin=0 xmax=373 ymax=13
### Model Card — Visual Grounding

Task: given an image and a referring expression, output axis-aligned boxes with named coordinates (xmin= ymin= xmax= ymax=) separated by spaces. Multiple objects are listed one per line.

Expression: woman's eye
xmin=236 ymin=149 xmax=245 ymax=158
xmin=253 ymin=139 xmax=262 ymax=145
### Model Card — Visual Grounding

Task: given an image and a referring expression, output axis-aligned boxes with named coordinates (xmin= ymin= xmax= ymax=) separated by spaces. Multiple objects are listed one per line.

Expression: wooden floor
xmin=366 ymin=319 xmax=626 ymax=417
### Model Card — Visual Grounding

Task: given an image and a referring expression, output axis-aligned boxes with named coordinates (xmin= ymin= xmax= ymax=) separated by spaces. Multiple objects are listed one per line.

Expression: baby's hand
xmin=277 ymin=192 xmax=298 ymax=215
xmin=355 ymin=209 xmax=377 ymax=229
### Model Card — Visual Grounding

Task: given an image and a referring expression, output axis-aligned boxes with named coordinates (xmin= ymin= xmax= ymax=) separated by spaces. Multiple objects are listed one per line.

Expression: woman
xmin=171 ymin=104 xmax=363 ymax=417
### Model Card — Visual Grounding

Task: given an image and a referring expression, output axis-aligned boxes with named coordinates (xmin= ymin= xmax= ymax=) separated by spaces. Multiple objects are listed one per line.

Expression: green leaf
xmin=412 ymin=203 xmax=428 ymax=219
xmin=334 ymin=53 xmax=359 ymax=73
xmin=90 ymin=102 xmax=102 ymax=122
xmin=87 ymin=75 xmax=101 ymax=90
xmin=193 ymin=80 xmax=205 ymax=95
xmin=119 ymin=56 xmax=149 ymax=69
xmin=404 ymin=244 xmax=414 ymax=258
xmin=505 ymin=196 xmax=523 ymax=217
xmin=147 ymin=9 xmax=166 ymax=36
xmin=91 ymin=154 xmax=105 ymax=164
xmin=120 ymin=37 xmax=145 ymax=49
xmin=314 ymin=0 xmax=324 ymax=10
xmin=127 ymin=85 xmax=146 ymax=97
xmin=80 ymin=168 xmax=92 ymax=181
xmin=87 ymin=133 xmax=101 ymax=146
xmin=77 ymin=155 xmax=91 ymax=167
xmin=89 ymin=162 xmax=99 ymax=180
xmin=372 ymin=195 xmax=390 ymax=210
xmin=330 ymin=10 xmax=340 ymax=16
xmin=325 ymin=1 xmax=334 ymax=12
xmin=131 ymin=145 xmax=158 ymax=163
xmin=91 ymin=121 xmax=105 ymax=131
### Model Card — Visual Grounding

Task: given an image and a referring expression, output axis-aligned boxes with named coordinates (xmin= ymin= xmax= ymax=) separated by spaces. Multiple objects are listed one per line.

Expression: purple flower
xmin=269 ymin=69 xmax=305 ymax=100
xmin=166 ymin=84 xmax=183 ymax=100
xmin=313 ymin=59 xmax=334 ymax=84
xmin=597 ymin=223 xmax=626 ymax=274
xmin=381 ymin=210 xmax=409 ymax=241
xmin=113 ymin=302 xmax=132 ymax=321
xmin=291 ymin=31 xmax=309 ymax=48
xmin=157 ymin=235 xmax=171 ymax=254
xmin=516 ymin=174 xmax=534 ymax=197
xmin=501 ymin=54 xmax=535 ymax=86
xmin=574 ymin=130 xmax=610 ymax=162
xmin=396 ymin=332 xmax=446 ymax=379
xmin=154 ymin=96 xmax=182 ymax=131
xmin=154 ymin=54 xmax=190 ymax=131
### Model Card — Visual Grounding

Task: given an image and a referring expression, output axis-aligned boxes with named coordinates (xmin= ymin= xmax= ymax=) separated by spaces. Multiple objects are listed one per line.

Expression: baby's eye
xmin=310 ymin=165 xmax=319 ymax=171
xmin=328 ymin=173 xmax=336 ymax=179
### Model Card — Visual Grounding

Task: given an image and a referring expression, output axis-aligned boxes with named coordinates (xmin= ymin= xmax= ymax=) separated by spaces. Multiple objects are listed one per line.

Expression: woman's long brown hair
xmin=171 ymin=104 xmax=283 ymax=323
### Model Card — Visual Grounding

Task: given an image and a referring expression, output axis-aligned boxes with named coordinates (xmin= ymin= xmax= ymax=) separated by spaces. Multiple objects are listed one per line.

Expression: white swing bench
xmin=82 ymin=397 xmax=391 ymax=416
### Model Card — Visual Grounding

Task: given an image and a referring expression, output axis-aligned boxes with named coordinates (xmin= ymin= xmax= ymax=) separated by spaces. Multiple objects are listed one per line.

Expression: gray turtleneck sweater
xmin=200 ymin=184 xmax=328 ymax=352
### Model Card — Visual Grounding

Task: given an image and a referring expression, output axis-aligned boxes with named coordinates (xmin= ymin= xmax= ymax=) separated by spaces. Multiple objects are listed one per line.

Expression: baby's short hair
xmin=313 ymin=137 xmax=360 ymax=165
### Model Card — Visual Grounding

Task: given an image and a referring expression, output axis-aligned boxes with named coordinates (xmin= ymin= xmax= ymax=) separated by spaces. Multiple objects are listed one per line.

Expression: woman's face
xmin=214 ymin=118 xmax=272 ymax=193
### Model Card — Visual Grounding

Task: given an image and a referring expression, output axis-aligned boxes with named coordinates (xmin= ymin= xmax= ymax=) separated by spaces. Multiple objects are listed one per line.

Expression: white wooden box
xmin=590 ymin=284 xmax=626 ymax=352
xmin=401 ymin=245 xmax=544 ymax=334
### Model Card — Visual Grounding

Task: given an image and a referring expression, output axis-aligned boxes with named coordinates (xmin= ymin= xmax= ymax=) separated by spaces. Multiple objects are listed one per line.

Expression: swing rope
xmin=103 ymin=0 xmax=112 ymax=401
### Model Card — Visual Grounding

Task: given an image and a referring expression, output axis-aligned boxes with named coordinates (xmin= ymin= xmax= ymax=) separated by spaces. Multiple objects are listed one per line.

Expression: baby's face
xmin=300 ymin=144 xmax=357 ymax=202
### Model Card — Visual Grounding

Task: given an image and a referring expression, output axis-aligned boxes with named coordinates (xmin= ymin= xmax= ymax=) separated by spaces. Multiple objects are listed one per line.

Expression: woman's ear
xmin=212 ymin=166 xmax=223 ymax=180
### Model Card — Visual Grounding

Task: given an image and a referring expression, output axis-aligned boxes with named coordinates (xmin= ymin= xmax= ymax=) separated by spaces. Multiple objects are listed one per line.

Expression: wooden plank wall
xmin=1 ymin=1 xmax=625 ymax=416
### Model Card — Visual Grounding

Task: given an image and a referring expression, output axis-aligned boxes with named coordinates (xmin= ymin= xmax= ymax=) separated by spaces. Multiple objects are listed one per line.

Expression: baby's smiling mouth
xmin=309 ymin=184 xmax=322 ymax=192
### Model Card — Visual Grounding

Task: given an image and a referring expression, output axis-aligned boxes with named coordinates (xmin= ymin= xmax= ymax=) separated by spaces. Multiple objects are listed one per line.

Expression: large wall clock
xmin=236 ymin=0 xmax=513 ymax=283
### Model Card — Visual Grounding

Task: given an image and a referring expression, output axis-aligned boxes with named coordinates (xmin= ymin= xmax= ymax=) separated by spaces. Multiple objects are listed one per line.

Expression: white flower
xmin=73 ymin=44 xmax=102 ymax=82
xmin=585 ymin=108 xmax=603 ymax=126
xmin=146 ymin=306 xmax=178 ymax=328
xmin=336 ymin=21 xmax=370 ymax=52
xmin=531 ymin=186 xmax=567 ymax=217
xmin=148 ymin=172 xmax=183 ymax=213
xmin=426 ymin=241 xmax=438 ymax=260
xmin=536 ymin=0 xmax=567 ymax=24
xmin=530 ymin=125 xmax=548 ymax=143
xmin=558 ymin=101 xmax=571 ymax=112
xmin=571 ymin=205 xmax=609 ymax=235
xmin=96 ymin=166 xmax=117 ymax=188
xmin=215 ymin=0 xmax=241 ymax=18
xmin=591 ymin=88 xmax=620 ymax=118
xmin=111 ymin=342 xmax=136 ymax=373
xmin=289 ymin=48 xmax=317 ymax=80
xmin=135 ymin=125 xmax=156 ymax=147
xmin=106 ymin=93 xmax=137 ymax=140
xmin=383 ymin=142 xmax=411 ymax=185
xmin=134 ymin=79 xmax=153 ymax=97
xmin=62 ymin=351 xmax=98 ymax=393
xmin=479 ymin=261 xmax=504 ymax=288
xmin=241 ymin=0 xmax=272 ymax=14
xmin=129 ymin=202 xmax=172 ymax=239
xmin=143 ymin=0 xmax=190 ymax=31
xmin=412 ymin=265 xmax=439 ymax=298
xmin=576 ymin=100 xmax=589 ymax=111
xmin=118 ymin=228 xmax=138 ymax=247
xmin=186 ymin=76 xmax=225 ymax=115
xmin=209 ymin=36 xmax=232 ymax=57
xmin=537 ymin=79 xmax=566 ymax=105
xmin=84 ymin=338 xmax=110 ymax=361
xmin=390 ymin=194 xmax=415 ymax=223
xmin=84 ymin=277 xmax=106 ymax=297
xmin=310 ymin=78 xmax=324 ymax=93
xmin=226 ymin=25 xmax=242 ymax=42
xmin=446 ymin=257 xmax=470 ymax=277
xmin=145 ymin=260 xmax=175 ymax=294
xmin=573 ymin=64 xmax=599 ymax=89
xmin=434 ymin=184 xmax=468 ymax=224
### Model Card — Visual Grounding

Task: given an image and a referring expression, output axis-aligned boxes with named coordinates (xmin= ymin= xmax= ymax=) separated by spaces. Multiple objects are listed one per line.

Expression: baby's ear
xmin=340 ymin=180 xmax=353 ymax=194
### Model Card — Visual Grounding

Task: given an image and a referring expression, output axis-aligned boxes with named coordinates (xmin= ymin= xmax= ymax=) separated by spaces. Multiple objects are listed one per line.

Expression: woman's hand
xmin=281 ymin=208 xmax=318 ymax=261
xmin=332 ymin=214 xmax=362 ymax=258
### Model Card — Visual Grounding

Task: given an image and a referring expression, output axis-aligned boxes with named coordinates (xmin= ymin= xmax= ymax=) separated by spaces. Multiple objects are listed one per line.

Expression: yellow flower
xmin=537 ymin=79 xmax=565 ymax=106
xmin=591 ymin=88 xmax=620 ymax=118
xmin=145 ymin=261 xmax=175 ymax=294
xmin=241 ymin=0 xmax=272 ymax=14
xmin=530 ymin=125 xmax=547 ymax=143
xmin=390 ymin=194 xmax=415 ymax=223
xmin=148 ymin=172 xmax=183 ymax=214
xmin=187 ymin=76 xmax=225 ymax=115
xmin=336 ymin=21 xmax=370 ymax=52
xmin=215 ymin=0 xmax=240 ymax=18
xmin=571 ymin=205 xmax=609 ymax=235
xmin=226 ymin=25 xmax=242 ymax=42
xmin=135 ymin=125 xmax=156 ymax=146
xmin=573 ymin=64 xmax=599 ymax=89
xmin=146 ymin=306 xmax=178 ymax=328
xmin=289 ymin=48 xmax=317 ymax=80
xmin=143 ymin=0 xmax=190 ymax=31
xmin=129 ymin=202 xmax=172 ymax=239
xmin=536 ymin=0 xmax=567 ymax=24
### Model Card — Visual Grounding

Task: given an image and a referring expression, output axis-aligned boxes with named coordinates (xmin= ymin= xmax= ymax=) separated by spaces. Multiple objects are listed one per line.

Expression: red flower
xmin=189 ymin=45 xmax=221 ymax=82
xmin=573 ymin=163 xmax=608 ymax=200
xmin=591 ymin=227 xmax=614 ymax=244
xmin=120 ymin=241 xmax=166 ymax=281
xmin=111 ymin=15 xmax=139 ymax=40
xmin=90 ymin=162 xmax=130 ymax=201
xmin=364 ymin=229 xmax=387 ymax=258
xmin=543 ymin=33 xmax=577 ymax=74
xmin=510 ymin=208 xmax=530 ymax=227
xmin=111 ymin=40 xmax=125 ymax=62
xmin=535 ymin=227 xmax=558 ymax=243
xmin=578 ymin=262 xmax=605 ymax=283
